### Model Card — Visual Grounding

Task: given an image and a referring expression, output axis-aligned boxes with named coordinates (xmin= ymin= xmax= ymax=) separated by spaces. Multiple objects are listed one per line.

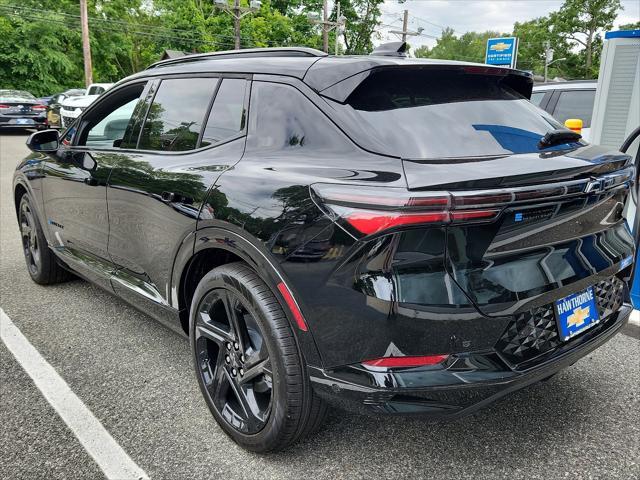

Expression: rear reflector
xmin=277 ymin=282 xmax=308 ymax=332
xmin=362 ymin=354 xmax=449 ymax=368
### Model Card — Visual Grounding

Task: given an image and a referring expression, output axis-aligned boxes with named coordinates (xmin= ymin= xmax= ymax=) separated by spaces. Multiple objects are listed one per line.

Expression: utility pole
xmin=401 ymin=9 xmax=408 ymax=42
xmin=389 ymin=10 xmax=420 ymax=43
xmin=215 ymin=0 xmax=262 ymax=50
xmin=308 ymin=2 xmax=347 ymax=54
xmin=79 ymin=0 xmax=92 ymax=86
xmin=335 ymin=2 xmax=341 ymax=56
xmin=322 ymin=0 xmax=329 ymax=54
xmin=543 ymin=41 xmax=551 ymax=83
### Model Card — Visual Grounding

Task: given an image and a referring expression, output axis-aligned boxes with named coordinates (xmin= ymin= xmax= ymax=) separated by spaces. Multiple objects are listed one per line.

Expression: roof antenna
xmin=369 ymin=41 xmax=407 ymax=57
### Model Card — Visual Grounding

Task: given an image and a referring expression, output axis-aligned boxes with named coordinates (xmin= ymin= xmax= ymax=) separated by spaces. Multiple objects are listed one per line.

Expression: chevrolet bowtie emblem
xmin=585 ymin=178 xmax=604 ymax=193
xmin=567 ymin=306 xmax=590 ymax=328
xmin=490 ymin=42 xmax=510 ymax=52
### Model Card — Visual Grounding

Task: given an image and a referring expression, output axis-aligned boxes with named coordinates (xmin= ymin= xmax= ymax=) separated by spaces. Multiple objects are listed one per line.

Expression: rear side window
xmin=200 ymin=78 xmax=248 ymax=147
xmin=341 ymin=68 xmax=565 ymax=159
xmin=552 ymin=90 xmax=595 ymax=128
xmin=139 ymin=78 xmax=218 ymax=152
xmin=248 ymin=82 xmax=344 ymax=151
xmin=530 ymin=91 xmax=545 ymax=106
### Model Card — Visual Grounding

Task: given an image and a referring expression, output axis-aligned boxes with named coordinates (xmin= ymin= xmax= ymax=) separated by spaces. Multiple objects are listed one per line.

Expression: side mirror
xmin=26 ymin=129 xmax=59 ymax=153
xmin=564 ymin=118 xmax=583 ymax=134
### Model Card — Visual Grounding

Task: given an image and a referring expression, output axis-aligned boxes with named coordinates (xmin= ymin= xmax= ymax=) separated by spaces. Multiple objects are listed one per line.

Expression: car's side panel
xmin=39 ymin=143 xmax=115 ymax=291
xmin=107 ymin=138 xmax=246 ymax=312
xmin=195 ymin=77 xmax=406 ymax=367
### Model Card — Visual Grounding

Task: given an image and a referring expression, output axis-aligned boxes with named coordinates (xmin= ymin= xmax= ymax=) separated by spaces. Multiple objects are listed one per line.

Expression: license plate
xmin=13 ymin=118 xmax=34 ymax=125
xmin=555 ymin=287 xmax=600 ymax=341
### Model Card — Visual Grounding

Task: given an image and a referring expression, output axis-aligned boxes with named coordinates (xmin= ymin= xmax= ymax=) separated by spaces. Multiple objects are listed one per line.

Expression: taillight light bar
xmin=311 ymin=168 xmax=634 ymax=236
xmin=0 ymin=104 xmax=10 ymax=109
xmin=32 ymin=104 xmax=47 ymax=110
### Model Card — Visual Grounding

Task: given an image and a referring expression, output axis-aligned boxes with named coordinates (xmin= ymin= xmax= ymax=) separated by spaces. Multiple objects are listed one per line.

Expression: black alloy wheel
xmin=17 ymin=194 xmax=72 ymax=285
xmin=194 ymin=287 xmax=273 ymax=434
xmin=189 ymin=262 xmax=327 ymax=452
xmin=19 ymin=198 xmax=41 ymax=276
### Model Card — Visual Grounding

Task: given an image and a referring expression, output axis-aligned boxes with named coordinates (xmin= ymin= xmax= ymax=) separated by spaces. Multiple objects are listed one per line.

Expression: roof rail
xmin=147 ymin=47 xmax=328 ymax=69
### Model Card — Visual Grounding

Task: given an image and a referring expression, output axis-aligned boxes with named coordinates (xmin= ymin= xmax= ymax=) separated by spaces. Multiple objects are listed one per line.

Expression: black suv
xmin=13 ymin=44 xmax=636 ymax=452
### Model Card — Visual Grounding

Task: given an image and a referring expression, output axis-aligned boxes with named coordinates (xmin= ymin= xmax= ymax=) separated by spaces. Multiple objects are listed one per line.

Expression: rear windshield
xmin=342 ymin=69 xmax=566 ymax=159
xmin=0 ymin=90 xmax=36 ymax=102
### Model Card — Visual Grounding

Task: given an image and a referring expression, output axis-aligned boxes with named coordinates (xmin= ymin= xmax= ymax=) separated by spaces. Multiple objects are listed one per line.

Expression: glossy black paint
xmin=13 ymin=52 xmax=636 ymax=418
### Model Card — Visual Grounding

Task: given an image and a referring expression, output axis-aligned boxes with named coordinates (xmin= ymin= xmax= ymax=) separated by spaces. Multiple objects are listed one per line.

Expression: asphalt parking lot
xmin=1 ymin=131 xmax=639 ymax=480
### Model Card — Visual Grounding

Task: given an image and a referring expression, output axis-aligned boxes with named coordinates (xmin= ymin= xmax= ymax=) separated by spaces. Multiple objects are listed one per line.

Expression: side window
xmin=248 ymin=82 xmax=344 ymax=151
xmin=88 ymin=86 xmax=105 ymax=95
xmin=552 ymin=90 xmax=596 ymax=128
xmin=530 ymin=91 xmax=545 ymax=107
xmin=200 ymin=78 xmax=248 ymax=147
xmin=78 ymin=83 xmax=146 ymax=149
xmin=139 ymin=77 xmax=218 ymax=152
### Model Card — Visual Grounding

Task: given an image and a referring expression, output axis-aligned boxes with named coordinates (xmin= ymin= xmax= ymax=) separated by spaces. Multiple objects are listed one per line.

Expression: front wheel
xmin=189 ymin=262 xmax=326 ymax=452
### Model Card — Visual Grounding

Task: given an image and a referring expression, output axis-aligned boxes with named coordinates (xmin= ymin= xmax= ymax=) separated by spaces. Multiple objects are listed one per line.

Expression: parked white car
xmin=59 ymin=83 xmax=113 ymax=128
xmin=531 ymin=80 xmax=597 ymax=142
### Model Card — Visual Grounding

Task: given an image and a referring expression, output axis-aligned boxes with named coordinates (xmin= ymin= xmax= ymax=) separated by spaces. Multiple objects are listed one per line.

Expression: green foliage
xmin=414 ymin=0 xmax=623 ymax=80
xmin=414 ymin=28 xmax=504 ymax=63
xmin=550 ymin=0 xmax=621 ymax=77
xmin=0 ymin=0 xmax=629 ymax=96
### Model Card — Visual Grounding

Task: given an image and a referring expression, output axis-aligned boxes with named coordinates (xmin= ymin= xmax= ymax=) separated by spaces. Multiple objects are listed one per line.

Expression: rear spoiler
xmin=317 ymin=64 xmax=534 ymax=103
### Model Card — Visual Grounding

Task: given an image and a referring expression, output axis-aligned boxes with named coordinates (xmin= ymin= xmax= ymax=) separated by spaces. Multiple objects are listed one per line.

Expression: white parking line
xmin=0 ymin=308 xmax=149 ymax=480
xmin=630 ymin=310 xmax=640 ymax=327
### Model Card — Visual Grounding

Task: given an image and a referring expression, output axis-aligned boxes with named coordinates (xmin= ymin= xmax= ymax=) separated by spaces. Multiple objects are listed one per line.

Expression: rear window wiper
xmin=538 ymin=129 xmax=582 ymax=149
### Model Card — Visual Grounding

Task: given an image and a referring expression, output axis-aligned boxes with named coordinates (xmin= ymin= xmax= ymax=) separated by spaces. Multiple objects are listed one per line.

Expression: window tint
xmin=80 ymin=84 xmax=145 ymax=149
xmin=139 ymin=78 xmax=217 ymax=152
xmin=552 ymin=90 xmax=596 ymax=128
xmin=249 ymin=82 xmax=344 ymax=151
xmin=200 ymin=78 xmax=247 ymax=147
xmin=341 ymin=69 xmax=565 ymax=159
xmin=530 ymin=91 xmax=545 ymax=106
xmin=88 ymin=86 xmax=105 ymax=95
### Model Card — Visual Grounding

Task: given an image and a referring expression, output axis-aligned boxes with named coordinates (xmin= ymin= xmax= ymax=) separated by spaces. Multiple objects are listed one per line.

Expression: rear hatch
xmin=324 ymin=66 xmax=635 ymax=315
xmin=0 ymin=92 xmax=44 ymax=117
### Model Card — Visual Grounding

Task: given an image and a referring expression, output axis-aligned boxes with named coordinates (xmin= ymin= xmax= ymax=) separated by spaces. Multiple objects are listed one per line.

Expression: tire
xmin=18 ymin=194 xmax=72 ymax=285
xmin=189 ymin=262 xmax=327 ymax=452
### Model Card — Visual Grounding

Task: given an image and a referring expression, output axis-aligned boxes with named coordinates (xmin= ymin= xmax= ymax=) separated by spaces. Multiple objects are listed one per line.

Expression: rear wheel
xmin=189 ymin=262 xmax=327 ymax=452
xmin=18 ymin=194 xmax=71 ymax=284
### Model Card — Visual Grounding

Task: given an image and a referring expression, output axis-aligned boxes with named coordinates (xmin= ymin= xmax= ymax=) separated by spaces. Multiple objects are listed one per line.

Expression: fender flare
xmin=170 ymin=224 xmax=324 ymax=367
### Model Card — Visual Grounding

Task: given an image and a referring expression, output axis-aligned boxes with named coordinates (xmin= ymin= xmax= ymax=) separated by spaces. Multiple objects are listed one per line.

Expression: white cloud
xmin=375 ymin=0 xmax=640 ymax=48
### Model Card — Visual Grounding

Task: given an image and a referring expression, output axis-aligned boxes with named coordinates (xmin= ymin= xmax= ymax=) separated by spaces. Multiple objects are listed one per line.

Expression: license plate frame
xmin=13 ymin=118 xmax=34 ymax=125
xmin=554 ymin=287 xmax=600 ymax=341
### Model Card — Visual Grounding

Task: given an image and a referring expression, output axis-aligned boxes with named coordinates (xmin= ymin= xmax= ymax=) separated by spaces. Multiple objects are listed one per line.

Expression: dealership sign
xmin=485 ymin=37 xmax=519 ymax=68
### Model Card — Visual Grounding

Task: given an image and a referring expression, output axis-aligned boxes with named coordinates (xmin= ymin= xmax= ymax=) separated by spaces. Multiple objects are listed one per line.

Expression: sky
xmin=374 ymin=0 xmax=640 ymax=49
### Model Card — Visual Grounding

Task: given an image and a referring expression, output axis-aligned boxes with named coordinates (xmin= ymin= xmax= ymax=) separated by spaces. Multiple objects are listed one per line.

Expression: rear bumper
xmin=0 ymin=115 xmax=46 ymax=128
xmin=310 ymin=304 xmax=632 ymax=417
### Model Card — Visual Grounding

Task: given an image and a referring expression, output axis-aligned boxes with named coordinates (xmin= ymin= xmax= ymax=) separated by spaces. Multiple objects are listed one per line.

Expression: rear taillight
xmin=311 ymin=169 xmax=634 ymax=237
xmin=311 ymin=184 xmax=501 ymax=236
xmin=362 ymin=354 xmax=449 ymax=368
xmin=0 ymin=104 xmax=9 ymax=109
xmin=32 ymin=104 xmax=47 ymax=110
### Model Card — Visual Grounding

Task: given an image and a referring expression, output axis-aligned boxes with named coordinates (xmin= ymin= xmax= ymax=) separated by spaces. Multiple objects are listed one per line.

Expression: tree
xmin=413 ymin=28 xmax=505 ymax=64
xmin=550 ymin=0 xmax=621 ymax=78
